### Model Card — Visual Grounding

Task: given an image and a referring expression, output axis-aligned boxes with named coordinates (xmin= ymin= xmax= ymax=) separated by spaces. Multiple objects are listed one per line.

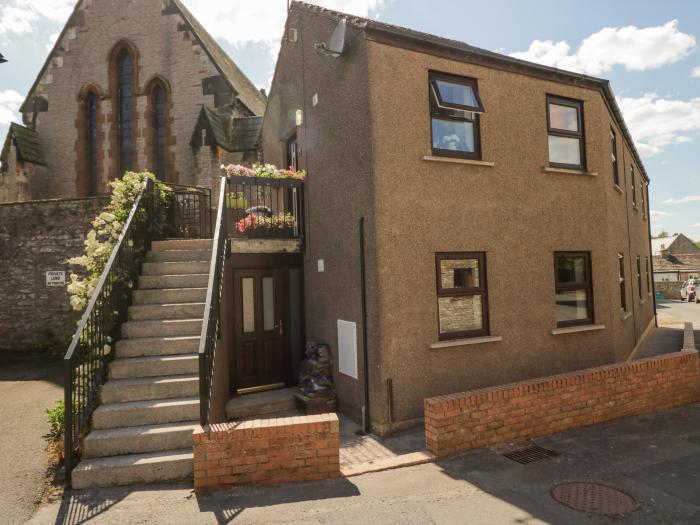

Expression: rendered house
xmin=3 ymin=0 xmax=658 ymax=487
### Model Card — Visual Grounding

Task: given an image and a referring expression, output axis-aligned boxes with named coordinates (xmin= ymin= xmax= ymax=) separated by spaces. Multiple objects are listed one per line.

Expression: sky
xmin=0 ymin=0 xmax=699 ymax=237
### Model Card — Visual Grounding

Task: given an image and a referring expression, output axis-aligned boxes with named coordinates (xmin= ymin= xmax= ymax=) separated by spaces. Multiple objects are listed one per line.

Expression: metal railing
xmin=198 ymin=176 xmax=229 ymax=425
xmin=168 ymin=184 xmax=212 ymax=239
xmin=225 ymin=175 xmax=304 ymax=240
xmin=63 ymin=179 xmax=158 ymax=482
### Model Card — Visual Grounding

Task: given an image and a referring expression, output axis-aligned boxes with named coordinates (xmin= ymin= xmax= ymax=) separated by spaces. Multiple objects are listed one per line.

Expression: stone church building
xmin=0 ymin=0 xmax=266 ymax=203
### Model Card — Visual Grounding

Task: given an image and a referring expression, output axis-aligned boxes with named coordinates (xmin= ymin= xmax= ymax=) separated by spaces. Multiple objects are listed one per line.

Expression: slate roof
xmin=651 ymin=236 xmax=679 ymax=256
xmin=19 ymin=0 xmax=266 ymax=116
xmin=191 ymin=107 xmax=261 ymax=152
xmin=653 ymin=255 xmax=700 ymax=272
xmin=289 ymin=1 xmax=649 ymax=182
xmin=0 ymin=123 xmax=46 ymax=171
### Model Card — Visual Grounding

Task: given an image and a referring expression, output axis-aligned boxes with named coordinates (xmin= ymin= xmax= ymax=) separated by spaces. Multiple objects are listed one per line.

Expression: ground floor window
xmin=618 ymin=253 xmax=627 ymax=313
xmin=554 ymin=252 xmax=594 ymax=327
xmin=435 ymin=252 xmax=489 ymax=340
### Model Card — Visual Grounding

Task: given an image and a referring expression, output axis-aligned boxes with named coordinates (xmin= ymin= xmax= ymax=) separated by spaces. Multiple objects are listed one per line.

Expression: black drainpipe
xmin=359 ymin=217 xmax=371 ymax=434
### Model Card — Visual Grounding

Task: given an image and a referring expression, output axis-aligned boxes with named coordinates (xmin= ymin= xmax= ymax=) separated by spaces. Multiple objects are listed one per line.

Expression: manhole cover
xmin=502 ymin=445 xmax=559 ymax=465
xmin=552 ymin=482 xmax=639 ymax=516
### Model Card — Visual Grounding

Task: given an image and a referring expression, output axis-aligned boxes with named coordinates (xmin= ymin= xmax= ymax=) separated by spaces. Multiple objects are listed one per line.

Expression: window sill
xmin=430 ymin=335 xmax=503 ymax=349
xmin=544 ymin=166 xmax=598 ymax=177
xmin=422 ymin=155 xmax=495 ymax=167
xmin=551 ymin=324 xmax=606 ymax=336
xmin=622 ymin=311 xmax=632 ymax=321
xmin=614 ymin=185 xmax=624 ymax=195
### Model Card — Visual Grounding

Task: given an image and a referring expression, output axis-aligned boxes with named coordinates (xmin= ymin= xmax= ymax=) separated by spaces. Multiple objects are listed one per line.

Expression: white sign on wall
xmin=337 ymin=320 xmax=358 ymax=379
xmin=46 ymin=271 xmax=66 ymax=287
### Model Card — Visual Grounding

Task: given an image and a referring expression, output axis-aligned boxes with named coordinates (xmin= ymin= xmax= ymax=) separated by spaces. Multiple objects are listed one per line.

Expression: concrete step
xmin=139 ymin=274 xmax=209 ymax=290
xmin=110 ymin=354 xmax=199 ymax=380
xmin=226 ymin=386 xmax=297 ymax=420
xmin=83 ymin=422 xmax=199 ymax=459
xmin=71 ymin=449 xmax=194 ymax=489
xmin=100 ymin=375 xmax=199 ymax=404
xmin=128 ymin=302 xmax=205 ymax=321
xmin=142 ymin=261 xmax=210 ymax=276
xmin=151 ymin=239 xmax=213 ymax=251
xmin=133 ymin=287 xmax=207 ymax=305
xmin=93 ymin=397 xmax=200 ymax=429
xmin=146 ymin=250 xmax=212 ymax=263
xmin=115 ymin=336 xmax=200 ymax=359
xmin=122 ymin=318 xmax=203 ymax=339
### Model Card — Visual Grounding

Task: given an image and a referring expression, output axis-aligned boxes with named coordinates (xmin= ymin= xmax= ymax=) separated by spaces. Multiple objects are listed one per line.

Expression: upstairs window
xmin=610 ymin=128 xmax=619 ymax=187
xmin=117 ymin=48 xmax=134 ymax=175
xmin=641 ymin=180 xmax=646 ymax=218
xmin=152 ymin=84 xmax=166 ymax=181
xmin=547 ymin=96 xmax=585 ymax=169
xmin=618 ymin=253 xmax=627 ymax=313
xmin=429 ymin=72 xmax=484 ymax=160
xmin=435 ymin=253 xmax=489 ymax=340
xmin=631 ymin=164 xmax=637 ymax=207
xmin=554 ymin=252 xmax=594 ymax=327
xmin=86 ymin=92 xmax=98 ymax=196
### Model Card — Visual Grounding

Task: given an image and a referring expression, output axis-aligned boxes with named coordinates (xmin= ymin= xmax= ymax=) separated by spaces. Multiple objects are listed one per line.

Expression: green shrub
xmin=46 ymin=401 xmax=65 ymax=439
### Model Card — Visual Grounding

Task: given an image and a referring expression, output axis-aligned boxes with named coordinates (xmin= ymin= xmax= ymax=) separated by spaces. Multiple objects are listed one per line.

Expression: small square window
xmin=436 ymin=253 xmax=489 ymax=340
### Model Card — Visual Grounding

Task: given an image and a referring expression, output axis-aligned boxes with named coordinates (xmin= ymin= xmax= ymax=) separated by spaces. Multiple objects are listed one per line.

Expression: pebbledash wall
xmin=193 ymin=413 xmax=340 ymax=490
xmin=0 ymin=196 xmax=107 ymax=352
xmin=424 ymin=348 xmax=700 ymax=457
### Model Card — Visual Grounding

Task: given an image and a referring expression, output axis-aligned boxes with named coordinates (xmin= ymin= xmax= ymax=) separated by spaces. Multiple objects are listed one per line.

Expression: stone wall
xmin=193 ymin=413 xmax=340 ymax=490
xmin=655 ymin=281 xmax=683 ymax=300
xmin=424 ymin=348 xmax=700 ymax=457
xmin=0 ymin=196 xmax=107 ymax=352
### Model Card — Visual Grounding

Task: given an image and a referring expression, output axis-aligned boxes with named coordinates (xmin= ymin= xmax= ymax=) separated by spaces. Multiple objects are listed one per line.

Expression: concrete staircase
xmin=71 ymin=239 xmax=212 ymax=489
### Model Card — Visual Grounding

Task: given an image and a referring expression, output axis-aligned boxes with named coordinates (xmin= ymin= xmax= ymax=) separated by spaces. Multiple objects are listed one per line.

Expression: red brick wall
xmin=425 ymin=350 xmax=700 ymax=457
xmin=193 ymin=413 xmax=340 ymax=490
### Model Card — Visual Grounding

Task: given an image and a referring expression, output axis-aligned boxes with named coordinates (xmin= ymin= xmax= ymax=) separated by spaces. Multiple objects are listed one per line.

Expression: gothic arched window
xmin=116 ymin=48 xmax=134 ymax=175
xmin=152 ymin=84 xmax=166 ymax=181
xmin=86 ymin=91 xmax=98 ymax=195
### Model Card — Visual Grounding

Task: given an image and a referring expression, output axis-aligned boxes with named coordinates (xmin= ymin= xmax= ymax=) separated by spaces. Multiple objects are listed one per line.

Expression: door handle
xmin=278 ymin=320 xmax=283 ymax=335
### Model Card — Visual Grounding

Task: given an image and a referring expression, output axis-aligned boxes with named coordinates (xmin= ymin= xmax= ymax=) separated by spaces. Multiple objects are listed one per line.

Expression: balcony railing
xmin=225 ymin=175 xmax=304 ymax=241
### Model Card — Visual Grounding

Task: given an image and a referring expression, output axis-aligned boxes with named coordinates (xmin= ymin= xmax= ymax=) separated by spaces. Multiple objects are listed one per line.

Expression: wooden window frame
xmin=435 ymin=252 xmax=489 ymax=340
xmin=611 ymin=127 xmax=620 ymax=187
xmin=546 ymin=95 xmax=586 ymax=170
xmin=554 ymin=251 xmax=594 ymax=328
xmin=631 ymin=164 xmax=637 ymax=208
xmin=619 ymin=253 xmax=627 ymax=313
xmin=429 ymin=71 xmax=483 ymax=161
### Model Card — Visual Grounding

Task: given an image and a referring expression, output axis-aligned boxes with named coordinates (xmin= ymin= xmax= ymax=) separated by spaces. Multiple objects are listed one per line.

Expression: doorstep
xmin=225 ymin=386 xmax=297 ymax=420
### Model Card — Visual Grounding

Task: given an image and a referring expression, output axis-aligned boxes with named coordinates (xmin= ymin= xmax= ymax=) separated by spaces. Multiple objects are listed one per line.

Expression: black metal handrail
xmin=198 ymin=176 xmax=228 ymax=425
xmin=63 ymin=179 xmax=157 ymax=483
xmin=225 ymin=175 xmax=304 ymax=240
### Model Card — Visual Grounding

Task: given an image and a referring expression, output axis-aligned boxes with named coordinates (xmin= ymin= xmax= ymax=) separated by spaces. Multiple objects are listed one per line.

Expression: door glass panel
xmin=262 ymin=277 xmax=275 ymax=331
xmin=242 ymin=278 xmax=255 ymax=333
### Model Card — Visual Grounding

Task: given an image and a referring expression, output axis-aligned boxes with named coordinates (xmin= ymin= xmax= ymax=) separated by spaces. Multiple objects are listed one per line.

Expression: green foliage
xmin=46 ymin=401 xmax=65 ymax=439
xmin=66 ymin=172 xmax=172 ymax=311
xmin=34 ymin=328 xmax=69 ymax=357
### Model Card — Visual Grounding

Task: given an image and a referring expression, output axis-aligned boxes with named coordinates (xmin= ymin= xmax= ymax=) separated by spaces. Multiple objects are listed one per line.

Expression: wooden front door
xmin=233 ymin=269 xmax=288 ymax=392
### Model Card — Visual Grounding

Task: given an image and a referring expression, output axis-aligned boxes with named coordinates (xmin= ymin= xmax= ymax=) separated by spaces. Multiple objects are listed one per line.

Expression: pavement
xmin=0 ymin=356 xmax=63 ymax=525
xmin=26 ymin=403 xmax=700 ymax=524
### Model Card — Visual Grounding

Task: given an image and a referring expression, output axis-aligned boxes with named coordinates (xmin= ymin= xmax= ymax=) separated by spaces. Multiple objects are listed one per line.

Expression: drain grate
xmin=502 ymin=445 xmax=559 ymax=465
xmin=552 ymin=482 xmax=639 ymax=516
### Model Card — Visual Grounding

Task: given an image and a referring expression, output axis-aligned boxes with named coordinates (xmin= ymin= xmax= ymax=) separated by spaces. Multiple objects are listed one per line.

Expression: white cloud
xmin=617 ymin=93 xmax=700 ymax=156
xmin=691 ymin=223 xmax=700 ymax=228
xmin=510 ymin=20 xmax=696 ymax=76
xmin=693 ymin=66 xmax=700 ymax=78
xmin=182 ymin=0 xmax=385 ymax=48
xmin=0 ymin=90 xmax=23 ymax=127
xmin=0 ymin=0 xmax=72 ymax=46
xmin=664 ymin=196 xmax=700 ymax=204
xmin=650 ymin=210 xmax=674 ymax=218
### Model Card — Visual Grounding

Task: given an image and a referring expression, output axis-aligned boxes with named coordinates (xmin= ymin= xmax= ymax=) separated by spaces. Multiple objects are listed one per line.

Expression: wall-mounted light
xmin=0 ymin=53 xmax=7 ymax=64
xmin=295 ymin=109 xmax=304 ymax=126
